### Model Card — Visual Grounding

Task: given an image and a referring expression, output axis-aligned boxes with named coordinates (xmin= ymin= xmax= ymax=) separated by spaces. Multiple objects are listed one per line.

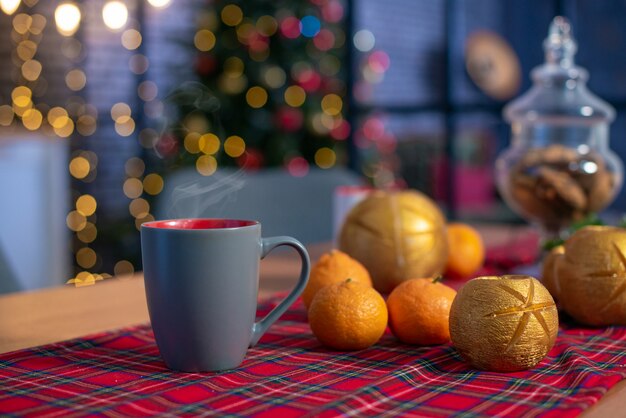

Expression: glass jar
xmin=495 ymin=17 xmax=623 ymax=240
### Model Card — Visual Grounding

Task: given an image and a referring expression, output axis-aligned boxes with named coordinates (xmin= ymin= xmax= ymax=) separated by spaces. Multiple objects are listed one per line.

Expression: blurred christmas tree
xmin=162 ymin=0 xmax=349 ymax=176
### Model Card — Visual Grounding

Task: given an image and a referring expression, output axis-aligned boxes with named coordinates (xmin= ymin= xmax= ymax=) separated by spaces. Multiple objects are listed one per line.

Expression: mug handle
xmin=250 ymin=236 xmax=310 ymax=346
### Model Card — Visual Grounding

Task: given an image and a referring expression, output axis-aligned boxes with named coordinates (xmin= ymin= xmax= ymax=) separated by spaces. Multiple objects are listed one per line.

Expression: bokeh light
xmin=21 ymin=108 xmax=42 ymax=130
xmin=284 ymin=85 xmax=306 ymax=107
xmin=129 ymin=54 xmax=149 ymax=74
xmin=147 ymin=0 xmax=170 ymax=8
xmin=0 ymin=105 xmax=14 ymax=126
xmin=54 ymin=2 xmax=80 ymax=36
xmin=246 ymin=86 xmax=268 ymax=108
xmin=321 ymin=93 xmax=343 ymax=116
xmin=121 ymin=29 xmax=142 ymax=50
xmin=65 ymin=68 xmax=86 ymax=91
xmin=286 ymin=156 xmax=309 ymax=177
xmin=184 ymin=132 xmax=201 ymax=154
xmin=76 ymin=194 xmax=97 ymax=216
xmin=263 ymin=66 xmax=286 ymax=88
xmin=221 ymin=4 xmax=243 ymax=26
xmin=110 ymin=102 xmax=131 ymax=121
xmin=16 ymin=40 xmax=36 ymax=61
xmin=76 ymin=247 xmax=97 ymax=268
xmin=299 ymin=16 xmax=321 ymax=38
xmin=77 ymin=222 xmax=97 ymax=243
xmin=129 ymin=198 xmax=150 ymax=218
xmin=138 ymin=80 xmax=158 ymax=101
xmin=115 ymin=117 xmax=135 ymax=136
xmin=125 ymin=157 xmax=145 ymax=178
xmin=12 ymin=86 xmax=31 ymax=107
xmin=199 ymin=133 xmax=220 ymax=154
xmin=102 ymin=1 xmax=128 ymax=30
xmin=123 ymin=178 xmax=143 ymax=198
xmin=194 ymin=29 xmax=216 ymax=52
xmin=256 ymin=15 xmax=277 ymax=36
xmin=353 ymin=29 xmax=375 ymax=52
xmin=196 ymin=154 xmax=217 ymax=176
xmin=1 ymin=0 xmax=20 ymax=15
xmin=224 ymin=135 xmax=245 ymax=157
xmin=114 ymin=260 xmax=134 ymax=276
xmin=69 ymin=156 xmax=90 ymax=179
xmin=280 ymin=16 xmax=300 ymax=39
xmin=76 ymin=115 xmax=97 ymax=136
xmin=143 ymin=173 xmax=164 ymax=195
xmin=314 ymin=147 xmax=337 ymax=169
xmin=66 ymin=210 xmax=87 ymax=231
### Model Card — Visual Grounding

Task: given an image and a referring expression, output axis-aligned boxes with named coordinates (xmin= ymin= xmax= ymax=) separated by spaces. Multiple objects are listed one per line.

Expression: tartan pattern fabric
xmin=2 ymin=235 xmax=626 ymax=417
xmin=2 ymin=303 xmax=626 ymax=417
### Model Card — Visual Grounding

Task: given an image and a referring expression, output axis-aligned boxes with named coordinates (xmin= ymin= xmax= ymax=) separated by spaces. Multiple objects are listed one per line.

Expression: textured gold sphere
xmin=449 ymin=275 xmax=558 ymax=372
xmin=552 ymin=226 xmax=626 ymax=326
xmin=338 ymin=189 xmax=448 ymax=293
xmin=541 ymin=245 xmax=565 ymax=301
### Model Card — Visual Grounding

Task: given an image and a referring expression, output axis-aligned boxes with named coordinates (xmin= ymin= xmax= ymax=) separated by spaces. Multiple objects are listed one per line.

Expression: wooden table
xmin=0 ymin=228 xmax=624 ymax=416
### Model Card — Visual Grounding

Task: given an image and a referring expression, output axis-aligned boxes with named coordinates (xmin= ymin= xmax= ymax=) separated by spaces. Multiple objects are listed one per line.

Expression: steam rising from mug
xmin=158 ymin=82 xmax=247 ymax=219
xmin=165 ymin=169 xmax=246 ymax=219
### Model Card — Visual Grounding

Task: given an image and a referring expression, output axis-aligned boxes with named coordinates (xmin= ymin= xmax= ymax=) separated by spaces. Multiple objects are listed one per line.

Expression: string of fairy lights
xmin=0 ymin=0 xmax=392 ymax=286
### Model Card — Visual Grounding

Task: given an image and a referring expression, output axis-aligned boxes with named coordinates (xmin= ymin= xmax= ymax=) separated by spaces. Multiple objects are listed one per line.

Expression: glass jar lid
xmin=503 ymin=16 xmax=615 ymax=125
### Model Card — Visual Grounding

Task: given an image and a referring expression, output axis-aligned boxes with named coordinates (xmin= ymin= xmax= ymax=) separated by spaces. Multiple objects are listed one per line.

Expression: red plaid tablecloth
xmin=2 ymin=232 xmax=626 ymax=417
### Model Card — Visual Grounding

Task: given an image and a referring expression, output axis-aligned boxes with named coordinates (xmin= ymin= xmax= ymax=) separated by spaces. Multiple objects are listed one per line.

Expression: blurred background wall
xmin=1 ymin=0 xmax=625 ymax=291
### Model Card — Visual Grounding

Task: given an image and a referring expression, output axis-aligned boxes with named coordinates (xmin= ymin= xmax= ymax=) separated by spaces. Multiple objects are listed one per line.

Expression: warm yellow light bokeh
xmin=76 ymin=247 xmax=97 ymax=268
xmin=184 ymin=132 xmax=201 ymax=154
xmin=111 ymin=102 xmax=131 ymax=121
xmin=256 ymin=15 xmax=278 ymax=36
xmin=121 ymin=29 xmax=142 ymax=50
xmin=224 ymin=56 xmax=244 ymax=77
xmin=21 ymin=108 xmax=42 ymax=130
xmin=315 ymin=147 xmax=337 ymax=169
xmin=123 ymin=178 xmax=143 ymax=199
xmin=66 ymin=210 xmax=87 ymax=231
xmin=115 ymin=117 xmax=135 ymax=136
xmin=0 ymin=105 xmax=14 ymax=126
xmin=1 ymin=0 xmax=20 ymax=15
xmin=199 ymin=133 xmax=220 ymax=155
xmin=114 ymin=260 xmax=135 ymax=276
xmin=77 ymin=222 xmax=97 ymax=243
xmin=129 ymin=198 xmax=150 ymax=218
xmin=21 ymin=59 xmax=42 ymax=81
xmin=54 ymin=2 xmax=81 ymax=36
xmin=16 ymin=40 xmax=36 ymax=61
xmin=76 ymin=115 xmax=97 ymax=136
xmin=76 ymin=194 xmax=97 ymax=216
xmin=194 ymin=29 xmax=216 ymax=52
xmin=143 ymin=173 xmax=164 ymax=195
xmin=69 ymin=156 xmax=90 ymax=179
xmin=147 ymin=0 xmax=171 ymax=8
xmin=224 ymin=135 xmax=245 ymax=157
xmin=12 ymin=86 xmax=31 ymax=107
xmin=321 ymin=94 xmax=343 ymax=116
xmin=196 ymin=154 xmax=218 ymax=176
xmin=246 ymin=86 xmax=268 ymax=108
xmin=102 ymin=1 xmax=128 ymax=30
xmin=221 ymin=4 xmax=243 ymax=26
xmin=125 ymin=157 xmax=145 ymax=178
xmin=284 ymin=85 xmax=306 ymax=107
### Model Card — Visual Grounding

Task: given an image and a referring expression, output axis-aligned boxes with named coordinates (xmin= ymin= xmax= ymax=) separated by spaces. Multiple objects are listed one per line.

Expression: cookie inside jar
xmin=508 ymin=144 xmax=616 ymax=232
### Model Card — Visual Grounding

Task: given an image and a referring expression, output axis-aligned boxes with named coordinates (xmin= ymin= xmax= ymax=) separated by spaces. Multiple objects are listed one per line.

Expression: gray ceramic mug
xmin=141 ymin=218 xmax=310 ymax=372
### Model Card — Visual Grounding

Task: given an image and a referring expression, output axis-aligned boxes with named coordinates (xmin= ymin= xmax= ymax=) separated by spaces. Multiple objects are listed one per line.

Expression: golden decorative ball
xmin=449 ymin=275 xmax=558 ymax=372
xmin=338 ymin=189 xmax=448 ymax=293
xmin=541 ymin=244 xmax=565 ymax=301
xmin=551 ymin=226 xmax=626 ymax=326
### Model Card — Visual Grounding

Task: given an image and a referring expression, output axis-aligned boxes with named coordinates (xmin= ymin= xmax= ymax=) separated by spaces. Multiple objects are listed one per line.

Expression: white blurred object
xmin=332 ymin=186 xmax=373 ymax=243
xmin=0 ymin=133 xmax=70 ymax=292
